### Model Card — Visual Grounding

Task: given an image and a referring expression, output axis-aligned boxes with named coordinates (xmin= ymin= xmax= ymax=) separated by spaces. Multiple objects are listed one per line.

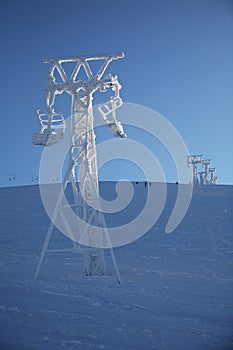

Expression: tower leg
xmin=34 ymin=220 xmax=55 ymax=280
xmin=34 ymin=160 xmax=73 ymax=279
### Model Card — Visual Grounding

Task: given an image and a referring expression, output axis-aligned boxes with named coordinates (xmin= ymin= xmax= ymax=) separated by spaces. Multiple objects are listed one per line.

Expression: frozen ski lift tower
xmin=209 ymin=168 xmax=217 ymax=185
xmin=33 ymin=52 xmax=126 ymax=281
xmin=201 ymin=159 xmax=211 ymax=185
xmin=187 ymin=155 xmax=203 ymax=190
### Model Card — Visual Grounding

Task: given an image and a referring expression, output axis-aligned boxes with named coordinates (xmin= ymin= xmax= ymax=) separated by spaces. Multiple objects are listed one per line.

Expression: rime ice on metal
xmin=201 ymin=159 xmax=211 ymax=185
xmin=209 ymin=168 xmax=217 ymax=185
xmin=33 ymin=53 xmax=125 ymax=280
xmin=187 ymin=155 xmax=218 ymax=192
xmin=33 ymin=108 xmax=65 ymax=146
xmin=187 ymin=155 xmax=203 ymax=191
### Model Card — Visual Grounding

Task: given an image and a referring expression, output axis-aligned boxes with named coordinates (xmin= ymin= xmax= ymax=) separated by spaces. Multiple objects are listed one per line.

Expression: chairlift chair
xmin=33 ymin=108 xmax=66 ymax=146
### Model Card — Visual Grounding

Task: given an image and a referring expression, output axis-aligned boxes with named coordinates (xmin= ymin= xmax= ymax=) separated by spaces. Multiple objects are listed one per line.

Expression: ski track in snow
xmin=0 ymin=182 xmax=233 ymax=349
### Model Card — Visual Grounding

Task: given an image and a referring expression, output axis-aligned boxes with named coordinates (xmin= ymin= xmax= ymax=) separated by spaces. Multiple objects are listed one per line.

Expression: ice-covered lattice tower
xmin=209 ymin=168 xmax=217 ymax=185
xmin=201 ymin=159 xmax=211 ymax=185
xmin=33 ymin=53 xmax=126 ymax=280
xmin=187 ymin=155 xmax=203 ymax=191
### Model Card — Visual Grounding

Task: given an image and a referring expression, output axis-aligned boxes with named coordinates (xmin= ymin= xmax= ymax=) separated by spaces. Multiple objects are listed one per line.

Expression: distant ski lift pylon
xmin=33 ymin=108 xmax=66 ymax=146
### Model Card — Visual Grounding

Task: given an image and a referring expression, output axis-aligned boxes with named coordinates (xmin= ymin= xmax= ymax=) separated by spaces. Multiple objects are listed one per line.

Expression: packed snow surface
xmin=0 ymin=182 xmax=233 ymax=349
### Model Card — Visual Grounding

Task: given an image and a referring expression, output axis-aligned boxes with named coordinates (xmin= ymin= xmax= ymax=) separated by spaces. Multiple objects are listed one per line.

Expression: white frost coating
xmin=209 ymin=167 xmax=217 ymax=185
xmin=33 ymin=108 xmax=65 ymax=146
xmin=96 ymin=96 xmax=126 ymax=138
xmin=187 ymin=155 xmax=203 ymax=192
xmin=187 ymin=156 xmax=217 ymax=192
xmin=201 ymin=159 xmax=211 ymax=185
xmin=33 ymin=53 xmax=125 ymax=281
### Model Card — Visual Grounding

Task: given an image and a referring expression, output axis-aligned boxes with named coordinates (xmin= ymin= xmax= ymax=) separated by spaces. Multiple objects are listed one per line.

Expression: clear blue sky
xmin=0 ymin=0 xmax=232 ymax=185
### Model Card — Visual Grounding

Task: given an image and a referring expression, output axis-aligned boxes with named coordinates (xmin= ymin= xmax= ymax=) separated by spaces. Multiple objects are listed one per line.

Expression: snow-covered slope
xmin=0 ymin=183 xmax=232 ymax=349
